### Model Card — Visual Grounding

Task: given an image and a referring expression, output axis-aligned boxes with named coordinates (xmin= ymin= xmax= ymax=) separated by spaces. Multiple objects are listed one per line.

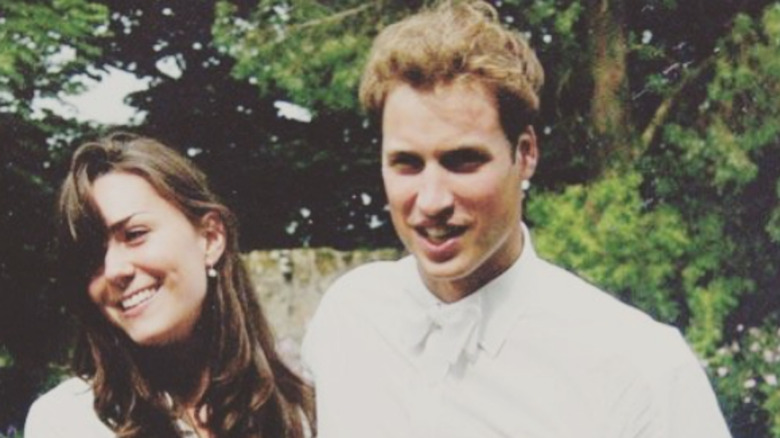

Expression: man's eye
xmin=441 ymin=149 xmax=489 ymax=172
xmin=388 ymin=154 xmax=423 ymax=172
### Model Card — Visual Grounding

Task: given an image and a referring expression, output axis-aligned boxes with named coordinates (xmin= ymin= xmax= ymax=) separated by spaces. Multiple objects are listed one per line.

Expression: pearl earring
xmin=521 ymin=180 xmax=531 ymax=191
xmin=207 ymin=266 xmax=218 ymax=278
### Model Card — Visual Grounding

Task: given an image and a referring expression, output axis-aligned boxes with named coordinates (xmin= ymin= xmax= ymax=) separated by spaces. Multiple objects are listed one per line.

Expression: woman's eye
xmin=124 ymin=228 xmax=148 ymax=243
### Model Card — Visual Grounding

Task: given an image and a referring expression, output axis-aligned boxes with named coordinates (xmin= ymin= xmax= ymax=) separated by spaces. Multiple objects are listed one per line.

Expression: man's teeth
xmin=121 ymin=288 xmax=157 ymax=310
xmin=427 ymin=228 xmax=450 ymax=238
xmin=423 ymin=226 xmax=462 ymax=241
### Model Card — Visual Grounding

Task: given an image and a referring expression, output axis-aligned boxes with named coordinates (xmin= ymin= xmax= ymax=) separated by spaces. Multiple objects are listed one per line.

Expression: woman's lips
xmin=119 ymin=285 xmax=160 ymax=315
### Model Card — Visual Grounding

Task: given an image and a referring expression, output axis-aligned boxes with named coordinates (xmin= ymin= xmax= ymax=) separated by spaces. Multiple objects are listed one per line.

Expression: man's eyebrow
xmin=385 ymin=149 xmax=415 ymax=156
xmin=448 ymin=143 xmax=487 ymax=151
xmin=438 ymin=145 xmax=490 ymax=156
xmin=384 ymin=149 xmax=421 ymax=161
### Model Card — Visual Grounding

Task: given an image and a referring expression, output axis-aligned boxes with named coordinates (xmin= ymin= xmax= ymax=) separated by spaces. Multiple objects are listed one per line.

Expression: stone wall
xmin=242 ymin=247 xmax=401 ymax=368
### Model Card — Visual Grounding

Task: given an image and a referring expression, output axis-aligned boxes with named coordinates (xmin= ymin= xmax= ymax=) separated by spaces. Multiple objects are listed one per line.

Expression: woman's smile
xmin=88 ymin=171 xmax=213 ymax=346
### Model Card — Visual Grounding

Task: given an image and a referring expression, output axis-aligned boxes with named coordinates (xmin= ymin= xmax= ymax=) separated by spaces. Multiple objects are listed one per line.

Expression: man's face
xmin=381 ymin=81 xmax=537 ymax=301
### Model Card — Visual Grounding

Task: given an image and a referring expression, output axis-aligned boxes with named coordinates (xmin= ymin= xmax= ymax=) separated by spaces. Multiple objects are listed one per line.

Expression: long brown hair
xmin=57 ymin=132 xmax=315 ymax=437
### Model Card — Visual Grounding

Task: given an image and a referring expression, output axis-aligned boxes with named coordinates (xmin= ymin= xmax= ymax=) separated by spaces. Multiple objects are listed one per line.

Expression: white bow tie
xmin=407 ymin=300 xmax=482 ymax=381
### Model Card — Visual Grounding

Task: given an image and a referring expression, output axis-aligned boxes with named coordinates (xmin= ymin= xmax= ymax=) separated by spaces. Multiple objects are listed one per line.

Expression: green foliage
xmin=0 ymin=346 xmax=12 ymax=369
xmin=0 ymin=0 xmax=108 ymax=430
xmin=530 ymin=4 xmax=780 ymax=435
xmin=0 ymin=0 xmax=108 ymax=111
xmin=709 ymin=323 xmax=780 ymax=438
xmin=213 ymin=0 xmax=408 ymax=112
xmin=664 ymin=10 xmax=780 ymax=433
xmin=552 ymin=2 xmax=583 ymax=36
xmin=528 ymin=172 xmax=689 ymax=324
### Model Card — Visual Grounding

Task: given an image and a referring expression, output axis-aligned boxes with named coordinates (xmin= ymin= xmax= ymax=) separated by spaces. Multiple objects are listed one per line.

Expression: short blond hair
xmin=359 ymin=0 xmax=544 ymax=141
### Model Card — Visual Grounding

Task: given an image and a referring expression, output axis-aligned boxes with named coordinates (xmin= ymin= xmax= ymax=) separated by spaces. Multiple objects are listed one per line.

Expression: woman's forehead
xmin=91 ymin=171 xmax=199 ymax=234
xmin=91 ymin=172 xmax=159 ymax=222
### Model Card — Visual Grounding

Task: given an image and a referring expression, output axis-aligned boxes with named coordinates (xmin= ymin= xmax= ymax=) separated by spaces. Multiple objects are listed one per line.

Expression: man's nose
xmin=415 ymin=169 xmax=455 ymax=219
xmin=103 ymin=243 xmax=134 ymax=289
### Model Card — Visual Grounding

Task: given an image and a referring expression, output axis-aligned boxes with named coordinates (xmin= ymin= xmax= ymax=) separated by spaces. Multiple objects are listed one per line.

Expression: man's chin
xmin=415 ymin=255 xmax=478 ymax=287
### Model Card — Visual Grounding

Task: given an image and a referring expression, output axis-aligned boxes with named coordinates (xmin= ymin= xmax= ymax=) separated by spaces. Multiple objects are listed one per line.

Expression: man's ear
xmin=200 ymin=211 xmax=226 ymax=267
xmin=515 ymin=125 xmax=538 ymax=180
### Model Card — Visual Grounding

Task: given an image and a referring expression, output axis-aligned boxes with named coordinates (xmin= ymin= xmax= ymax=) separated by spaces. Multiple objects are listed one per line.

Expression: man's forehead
xmin=384 ymin=83 xmax=503 ymax=136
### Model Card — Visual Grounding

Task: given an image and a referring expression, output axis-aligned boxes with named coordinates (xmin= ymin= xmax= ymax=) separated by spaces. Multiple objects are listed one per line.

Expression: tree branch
xmin=639 ymin=56 xmax=716 ymax=152
xmin=288 ymin=2 xmax=377 ymax=33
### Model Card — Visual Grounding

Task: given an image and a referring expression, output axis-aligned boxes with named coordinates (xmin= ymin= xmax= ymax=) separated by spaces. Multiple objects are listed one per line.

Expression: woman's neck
xmin=135 ymin=334 xmax=210 ymax=405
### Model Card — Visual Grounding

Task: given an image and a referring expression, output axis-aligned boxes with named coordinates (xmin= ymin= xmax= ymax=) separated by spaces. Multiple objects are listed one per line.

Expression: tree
xmin=527 ymin=2 xmax=780 ymax=436
xmin=81 ymin=0 xmax=402 ymax=251
xmin=0 ymin=0 xmax=108 ymax=428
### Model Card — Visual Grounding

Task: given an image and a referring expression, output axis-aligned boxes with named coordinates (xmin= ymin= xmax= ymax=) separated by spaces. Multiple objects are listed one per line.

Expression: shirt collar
xmin=478 ymin=222 xmax=539 ymax=356
xmin=400 ymin=223 xmax=540 ymax=358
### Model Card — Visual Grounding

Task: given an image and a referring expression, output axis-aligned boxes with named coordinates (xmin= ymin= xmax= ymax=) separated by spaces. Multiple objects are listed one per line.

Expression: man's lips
xmin=415 ymin=224 xmax=468 ymax=244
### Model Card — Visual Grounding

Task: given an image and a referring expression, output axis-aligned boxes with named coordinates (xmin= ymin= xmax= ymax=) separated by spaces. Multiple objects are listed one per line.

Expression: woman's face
xmin=87 ymin=171 xmax=225 ymax=346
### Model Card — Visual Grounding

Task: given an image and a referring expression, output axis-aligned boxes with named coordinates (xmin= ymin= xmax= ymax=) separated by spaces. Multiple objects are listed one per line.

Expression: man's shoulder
xmin=529 ymin=258 xmax=692 ymax=368
xmin=321 ymin=257 xmax=410 ymax=306
xmin=526 ymin=261 xmax=729 ymax=436
xmin=306 ymin=257 xmax=409 ymax=334
xmin=302 ymin=257 xmax=412 ymax=374
xmin=534 ymin=258 xmax=659 ymax=327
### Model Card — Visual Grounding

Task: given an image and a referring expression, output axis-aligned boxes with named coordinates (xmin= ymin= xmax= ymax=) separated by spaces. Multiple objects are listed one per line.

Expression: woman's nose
xmin=103 ymin=243 xmax=134 ymax=289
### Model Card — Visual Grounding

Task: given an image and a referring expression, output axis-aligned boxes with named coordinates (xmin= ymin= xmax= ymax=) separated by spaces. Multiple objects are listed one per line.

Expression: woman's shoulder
xmin=25 ymin=376 xmax=113 ymax=437
xmin=40 ymin=376 xmax=93 ymax=396
xmin=29 ymin=377 xmax=94 ymax=412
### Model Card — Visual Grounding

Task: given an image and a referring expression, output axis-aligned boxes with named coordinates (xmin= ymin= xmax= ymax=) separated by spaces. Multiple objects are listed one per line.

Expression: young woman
xmin=25 ymin=133 xmax=314 ymax=437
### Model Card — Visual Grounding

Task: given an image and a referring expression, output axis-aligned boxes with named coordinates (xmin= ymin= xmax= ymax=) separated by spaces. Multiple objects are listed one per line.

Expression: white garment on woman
xmin=25 ymin=377 xmax=112 ymax=437
xmin=25 ymin=377 xmax=199 ymax=437
xmin=302 ymin=224 xmax=732 ymax=438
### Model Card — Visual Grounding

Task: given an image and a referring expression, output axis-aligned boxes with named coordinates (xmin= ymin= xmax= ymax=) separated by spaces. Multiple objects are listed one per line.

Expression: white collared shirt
xmin=302 ymin=225 xmax=732 ymax=438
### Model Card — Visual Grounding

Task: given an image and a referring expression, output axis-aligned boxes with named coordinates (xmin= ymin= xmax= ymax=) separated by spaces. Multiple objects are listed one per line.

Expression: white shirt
xmin=25 ymin=377 xmax=113 ymax=438
xmin=302 ymin=225 xmax=732 ymax=438
xmin=25 ymin=377 xmax=200 ymax=437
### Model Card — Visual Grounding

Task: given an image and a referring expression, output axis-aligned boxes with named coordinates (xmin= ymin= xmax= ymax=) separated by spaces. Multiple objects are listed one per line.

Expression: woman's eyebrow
xmin=106 ymin=212 xmax=145 ymax=233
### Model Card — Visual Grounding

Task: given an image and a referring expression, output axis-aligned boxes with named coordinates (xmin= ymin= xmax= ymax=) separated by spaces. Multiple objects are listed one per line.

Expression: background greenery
xmin=1 ymin=0 xmax=778 ymax=436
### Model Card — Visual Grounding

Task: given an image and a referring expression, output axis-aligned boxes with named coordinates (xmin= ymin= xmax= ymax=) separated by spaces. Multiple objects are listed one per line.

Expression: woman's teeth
xmin=121 ymin=287 xmax=158 ymax=310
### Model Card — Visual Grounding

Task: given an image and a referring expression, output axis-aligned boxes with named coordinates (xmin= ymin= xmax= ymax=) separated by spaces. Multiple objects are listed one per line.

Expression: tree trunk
xmin=588 ymin=0 xmax=632 ymax=168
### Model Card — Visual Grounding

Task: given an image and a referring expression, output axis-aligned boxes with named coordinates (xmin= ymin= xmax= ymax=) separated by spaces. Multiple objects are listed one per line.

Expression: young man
xmin=303 ymin=2 xmax=732 ymax=437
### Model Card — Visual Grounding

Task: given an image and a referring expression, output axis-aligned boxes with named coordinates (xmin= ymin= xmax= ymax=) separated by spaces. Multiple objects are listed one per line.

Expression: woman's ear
xmin=200 ymin=211 xmax=226 ymax=267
